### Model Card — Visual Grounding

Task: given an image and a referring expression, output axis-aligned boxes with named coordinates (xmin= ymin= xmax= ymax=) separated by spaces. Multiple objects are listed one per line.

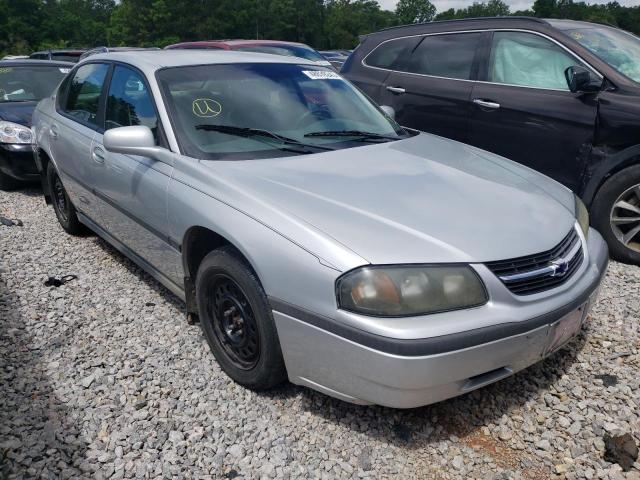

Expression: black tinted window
xmin=105 ymin=66 xmax=158 ymax=141
xmin=365 ymin=37 xmax=418 ymax=70
xmin=407 ymin=33 xmax=481 ymax=80
xmin=64 ymin=63 xmax=109 ymax=127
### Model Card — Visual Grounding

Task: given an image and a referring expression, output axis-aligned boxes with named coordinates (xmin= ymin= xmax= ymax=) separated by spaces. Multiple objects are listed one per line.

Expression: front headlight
xmin=0 ymin=120 xmax=33 ymax=144
xmin=336 ymin=265 xmax=488 ymax=317
xmin=575 ymin=195 xmax=589 ymax=239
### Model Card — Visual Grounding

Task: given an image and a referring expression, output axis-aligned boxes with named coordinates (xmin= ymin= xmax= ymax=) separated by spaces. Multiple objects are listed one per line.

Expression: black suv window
xmin=488 ymin=31 xmax=586 ymax=90
xmin=406 ymin=33 xmax=482 ymax=80
xmin=64 ymin=63 xmax=109 ymax=127
xmin=105 ymin=65 xmax=158 ymax=142
xmin=365 ymin=37 xmax=418 ymax=70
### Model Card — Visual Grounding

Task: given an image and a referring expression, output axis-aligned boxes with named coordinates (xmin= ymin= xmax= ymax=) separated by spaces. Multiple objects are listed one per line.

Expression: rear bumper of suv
xmin=272 ymin=229 xmax=608 ymax=408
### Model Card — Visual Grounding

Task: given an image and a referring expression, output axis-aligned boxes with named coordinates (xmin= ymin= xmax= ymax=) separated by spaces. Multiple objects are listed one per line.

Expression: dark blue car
xmin=0 ymin=59 xmax=71 ymax=190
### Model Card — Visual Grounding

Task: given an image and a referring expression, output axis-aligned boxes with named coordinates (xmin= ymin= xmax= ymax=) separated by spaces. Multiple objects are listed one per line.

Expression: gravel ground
xmin=1 ymin=186 xmax=639 ymax=480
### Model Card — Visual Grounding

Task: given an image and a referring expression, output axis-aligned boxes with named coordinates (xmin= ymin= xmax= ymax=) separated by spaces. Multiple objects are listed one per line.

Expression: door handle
xmin=50 ymin=125 xmax=59 ymax=139
xmin=386 ymin=86 xmax=406 ymax=94
xmin=92 ymin=146 xmax=105 ymax=164
xmin=473 ymin=99 xmax=501 ymax=110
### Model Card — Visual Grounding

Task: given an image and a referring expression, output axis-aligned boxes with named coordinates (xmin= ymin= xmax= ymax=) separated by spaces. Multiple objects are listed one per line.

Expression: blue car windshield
xmin=0 ymin=65 xmax=69 ymax=103
xmin=564 ymin=25 xmax=640 ymax=83
xmin=158 ymin=63 xmax=407 ymax=160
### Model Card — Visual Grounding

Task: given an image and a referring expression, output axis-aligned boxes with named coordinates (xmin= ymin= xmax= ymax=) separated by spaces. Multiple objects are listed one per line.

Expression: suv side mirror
xmin=103 ymin=126 xmax=173 ymax=165
xmin=565 ymin=66 xmax=602 ymax=93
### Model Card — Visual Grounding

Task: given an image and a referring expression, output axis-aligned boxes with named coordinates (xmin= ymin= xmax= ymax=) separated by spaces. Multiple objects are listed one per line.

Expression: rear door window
xmin=406 ymin=32 xmax=482 ymax=80
xmin=63 ymin=63 xmax=109 ymax=128
xmin=365 ymin=37 xmax=419 ymax=70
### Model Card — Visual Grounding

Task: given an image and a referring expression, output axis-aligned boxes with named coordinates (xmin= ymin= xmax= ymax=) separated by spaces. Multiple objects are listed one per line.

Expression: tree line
xmin=2 ymin=0 xmax=640 ymax=58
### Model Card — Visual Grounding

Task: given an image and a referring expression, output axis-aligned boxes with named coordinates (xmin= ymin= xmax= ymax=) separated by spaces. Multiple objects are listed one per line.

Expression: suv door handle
xmin=50 ymin=125 xmax=59 ymax=139
xmin=92 ymin=146 xmax=105 ymax=164
xmin=473 ymin=99 xmax=501 ymax=110
xmin=386 ymin=86 xmax=406 ymax=94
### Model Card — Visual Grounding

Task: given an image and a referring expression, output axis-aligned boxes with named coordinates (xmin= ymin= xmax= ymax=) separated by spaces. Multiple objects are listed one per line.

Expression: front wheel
xmin=196 ymin=246 xmax=287 ymax=390
xmin=591 ymin=165 xmax=640 ymax=265
xmin=46 ymin=162 xmax=84 ymax=235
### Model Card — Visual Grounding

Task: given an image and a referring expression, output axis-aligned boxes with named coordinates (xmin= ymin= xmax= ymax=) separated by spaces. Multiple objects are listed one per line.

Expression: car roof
xmin=168 ymin=39 xmax=310 ymax=48
xmin=0 ymin=59 xmax=74 ymax=67
xmin=376 ymin=16 xmax=550 ymax=34
xmin=85 ymin=49 xmax=319 ymax=71
xmin=545 ymin=19 xmax=612 ymax=30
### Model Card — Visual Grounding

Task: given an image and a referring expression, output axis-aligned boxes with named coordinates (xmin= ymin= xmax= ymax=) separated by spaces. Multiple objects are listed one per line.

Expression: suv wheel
xmin=591 ymin=165 xmax=640 ymax=264
xmin=46 ymin=162 xmax=84 ymax=235
xmin=196 ymin=246 xmax=287 ymax=390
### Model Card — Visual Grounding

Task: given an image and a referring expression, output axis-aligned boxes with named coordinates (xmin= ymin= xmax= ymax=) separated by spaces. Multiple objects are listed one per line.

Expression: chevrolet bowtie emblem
xmin=549 ymin=258 xmax=570 ymax=277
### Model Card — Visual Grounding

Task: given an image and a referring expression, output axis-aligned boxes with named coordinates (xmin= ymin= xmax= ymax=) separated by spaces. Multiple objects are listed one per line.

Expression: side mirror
xmin=565 ymin=66 xmax=602 ymax=93
xmin=103 ymin=126 xmax=173 ymax=164
xmin=380 ymin=105 xmax=395 ymax=119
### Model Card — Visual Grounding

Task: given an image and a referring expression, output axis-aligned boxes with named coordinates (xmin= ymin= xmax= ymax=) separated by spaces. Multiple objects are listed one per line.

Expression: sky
xmin=377 ymin=0 xmax=640 ymax=12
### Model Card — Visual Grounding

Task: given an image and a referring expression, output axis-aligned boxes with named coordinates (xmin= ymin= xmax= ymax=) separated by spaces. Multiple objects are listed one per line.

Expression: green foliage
xmin=395 ymin=0 xmax=436 ymax=24
xmin=1 ymin=0 xmax=640 ymax=58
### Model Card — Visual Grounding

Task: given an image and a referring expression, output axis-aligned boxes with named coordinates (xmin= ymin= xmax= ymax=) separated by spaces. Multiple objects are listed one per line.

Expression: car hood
xmin=203 ymin=133 xmax=576 ymax=264
xmin=0 ymin=101 xmax=37 ymax=127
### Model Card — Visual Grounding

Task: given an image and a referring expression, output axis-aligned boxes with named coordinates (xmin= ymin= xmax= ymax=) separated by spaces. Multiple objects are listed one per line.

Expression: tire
xmin=196 ymin=246 xmax=287 ymax=390
xmin=46 ymin=162 xmax=84 ymax=235
xmin=591 ymin=164 xmax=640 ymax=265
xmin=0 ymin=170 xmax=21 ymax=191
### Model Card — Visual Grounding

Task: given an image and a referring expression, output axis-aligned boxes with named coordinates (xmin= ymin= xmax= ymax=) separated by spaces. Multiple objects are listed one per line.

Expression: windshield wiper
xmin=304 ymin=130 xmax=401 ymax=142
xmin=195 ymin=124 xmax=335 ymax=152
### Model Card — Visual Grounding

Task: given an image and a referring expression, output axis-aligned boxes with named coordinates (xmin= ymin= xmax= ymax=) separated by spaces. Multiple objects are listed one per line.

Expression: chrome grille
xmin=486 ymin=228 xmax=583 ymax=295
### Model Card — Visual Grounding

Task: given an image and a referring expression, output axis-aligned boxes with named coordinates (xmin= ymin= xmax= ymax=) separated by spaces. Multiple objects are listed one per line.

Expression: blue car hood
xmin=0 ymin=101 xmax=37 ymax=127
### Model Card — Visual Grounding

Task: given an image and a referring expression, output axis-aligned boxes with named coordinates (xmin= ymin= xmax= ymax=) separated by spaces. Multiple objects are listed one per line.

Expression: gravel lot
xmin=1 ymin=186 xmax=639 ymax=480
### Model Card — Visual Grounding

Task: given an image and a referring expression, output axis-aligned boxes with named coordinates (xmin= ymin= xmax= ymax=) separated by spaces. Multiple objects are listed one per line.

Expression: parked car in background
xmin=319 ymin=50 xmax=351 ymax=70
xmin=79 ymin=46 xmax=161 ymax=61
xmin=33 ymin=50 xmax=607 ymax=408
xmin=30 ymin=49 xmax=87 ymax=63
xmin=0 ymin=59 xmax=71 ymax=189
xmin=165 ymin=40 xmax=334 ymax=68
xmin=342 ymin=17 xmax=640 ymax=265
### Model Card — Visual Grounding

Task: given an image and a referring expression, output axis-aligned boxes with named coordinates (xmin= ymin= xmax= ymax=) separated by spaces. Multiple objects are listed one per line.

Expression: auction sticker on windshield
xmin=302 ymin=70 xmax=342 ymax=80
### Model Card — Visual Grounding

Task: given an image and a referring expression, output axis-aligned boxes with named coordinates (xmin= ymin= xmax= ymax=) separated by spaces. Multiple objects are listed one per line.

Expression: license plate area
xmin=545 ymin=303 xmax=587 ymax=355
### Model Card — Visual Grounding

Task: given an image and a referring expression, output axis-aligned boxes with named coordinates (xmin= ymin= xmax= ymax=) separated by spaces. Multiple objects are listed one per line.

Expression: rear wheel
xmin=591 ymin=165 xmax=640 ymax=265
xmin=196 ymin=246 xmax=287 ymax=390
xmin=46 ymin=162 xmax=83 ymax=235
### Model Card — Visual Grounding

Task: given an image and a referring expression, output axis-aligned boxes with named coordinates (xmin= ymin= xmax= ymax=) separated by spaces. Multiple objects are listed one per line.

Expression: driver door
xmin=467 ymin=31 xmax=599 ymax=191
xmin=91 ymin=64 xmax=181 ymax=284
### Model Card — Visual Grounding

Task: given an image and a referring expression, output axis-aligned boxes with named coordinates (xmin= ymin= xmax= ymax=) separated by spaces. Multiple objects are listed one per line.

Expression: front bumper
xmin=0 ymin=143 xmax=39 ymax=181
xmin=272 ymin=229 xmax=609 ymax=408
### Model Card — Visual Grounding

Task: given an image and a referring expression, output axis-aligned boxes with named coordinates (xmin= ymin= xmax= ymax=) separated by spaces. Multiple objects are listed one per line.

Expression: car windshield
xmin=234 ymin=45 xmax=328 ymax=63
xmin=564 ymin=25 xmax=640 ymax=83
xmin=158 ymin=63 xmax=408 ymax=160
xmin=0 ymin=65 xmax=69 ymax=103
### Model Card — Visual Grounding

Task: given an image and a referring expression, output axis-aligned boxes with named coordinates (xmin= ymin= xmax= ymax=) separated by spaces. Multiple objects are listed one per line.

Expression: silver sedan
xmin=32 ymin=50 xmax=608 ymax=408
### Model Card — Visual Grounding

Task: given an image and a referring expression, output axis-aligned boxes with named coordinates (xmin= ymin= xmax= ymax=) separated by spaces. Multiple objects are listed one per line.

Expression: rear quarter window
xmin=364 ymin=37 xmax=419 ymax=70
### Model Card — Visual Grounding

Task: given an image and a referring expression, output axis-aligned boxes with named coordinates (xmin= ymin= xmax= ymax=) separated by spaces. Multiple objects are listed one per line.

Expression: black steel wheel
xmin=209 ymin=275 xmax=260 ymax=370
xmin=46 ymin=162 xmax=83 ymax=235
xmin=196 ymin=246 xmax=287 ymax=390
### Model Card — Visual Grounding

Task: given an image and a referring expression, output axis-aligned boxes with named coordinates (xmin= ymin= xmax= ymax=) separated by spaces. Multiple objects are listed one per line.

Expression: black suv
xmin=342 ymin=17 xmax=640 ymax=264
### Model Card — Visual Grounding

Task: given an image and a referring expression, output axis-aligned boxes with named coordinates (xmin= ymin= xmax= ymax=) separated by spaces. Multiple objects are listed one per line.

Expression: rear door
xmin=378 ymin=31 xmax=485 ymax=143
xmin=346 ymin=36 xmax=419 ymax=101
xmin=49 ymin=62 xmax=110 ymax=223
xmin=467 ymin=30 xmax=599 ymax=191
